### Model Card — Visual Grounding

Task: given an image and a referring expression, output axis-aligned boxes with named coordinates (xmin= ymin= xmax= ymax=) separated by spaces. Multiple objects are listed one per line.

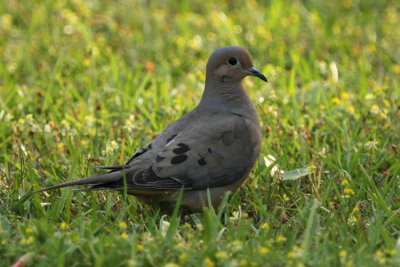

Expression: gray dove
xmin=37 ymin=46 xmax=267 ymax=212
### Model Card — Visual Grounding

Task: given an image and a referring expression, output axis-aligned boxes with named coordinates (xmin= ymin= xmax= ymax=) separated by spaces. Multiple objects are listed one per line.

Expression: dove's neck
xmin=199 ymin=79 xmax=258 ymax=120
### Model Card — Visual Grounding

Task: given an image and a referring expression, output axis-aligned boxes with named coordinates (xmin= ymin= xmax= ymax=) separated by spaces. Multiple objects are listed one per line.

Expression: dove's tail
xmin=35 ymin=167 xmax=130 ymax=194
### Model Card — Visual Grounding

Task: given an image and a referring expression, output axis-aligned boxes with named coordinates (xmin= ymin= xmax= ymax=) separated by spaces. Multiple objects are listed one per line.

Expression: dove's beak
xmin=247 ymin=67 xmax=268 ymax=82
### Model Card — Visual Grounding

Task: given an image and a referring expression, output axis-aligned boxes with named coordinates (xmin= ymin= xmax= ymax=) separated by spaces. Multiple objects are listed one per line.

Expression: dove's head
xmin=206 ymin=46 xmax=267 ymax=84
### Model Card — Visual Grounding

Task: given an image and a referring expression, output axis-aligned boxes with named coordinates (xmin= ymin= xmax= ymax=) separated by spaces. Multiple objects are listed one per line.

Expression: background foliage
xmin=1 ymin=0 xmax=400 ymax=266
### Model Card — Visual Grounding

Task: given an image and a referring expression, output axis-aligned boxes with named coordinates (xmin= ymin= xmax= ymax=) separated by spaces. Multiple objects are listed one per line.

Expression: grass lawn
xmin=1 ymin=0 xmax=400 ymax=266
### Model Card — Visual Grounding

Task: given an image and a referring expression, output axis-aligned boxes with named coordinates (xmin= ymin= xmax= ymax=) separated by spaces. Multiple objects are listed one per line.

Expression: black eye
xmin=228 ymin=56 xmax=238 ymax=66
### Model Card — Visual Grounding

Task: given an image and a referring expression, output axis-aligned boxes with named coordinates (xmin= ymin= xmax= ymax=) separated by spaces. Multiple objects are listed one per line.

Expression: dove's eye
xmin=227 ymin=56 xmax=238 ymax=66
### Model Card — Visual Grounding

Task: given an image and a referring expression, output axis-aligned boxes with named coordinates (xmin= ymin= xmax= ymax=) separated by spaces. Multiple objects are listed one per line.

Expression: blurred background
xmin=1 ymin=0 xmax=400 ymax=265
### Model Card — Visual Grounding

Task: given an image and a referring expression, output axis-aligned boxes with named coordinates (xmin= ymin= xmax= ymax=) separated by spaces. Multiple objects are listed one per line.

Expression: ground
xmin=1 ymin=0 xmax=400 ymax=266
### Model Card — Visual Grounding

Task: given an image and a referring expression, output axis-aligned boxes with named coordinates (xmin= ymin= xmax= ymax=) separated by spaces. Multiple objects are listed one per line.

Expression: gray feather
xmin=34 ymin=170 xmax=126 ymax=193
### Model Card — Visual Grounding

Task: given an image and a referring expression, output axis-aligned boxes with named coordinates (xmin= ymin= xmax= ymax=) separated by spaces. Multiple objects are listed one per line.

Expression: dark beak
xmin=247 ymin=67 xmax=268 ymax=82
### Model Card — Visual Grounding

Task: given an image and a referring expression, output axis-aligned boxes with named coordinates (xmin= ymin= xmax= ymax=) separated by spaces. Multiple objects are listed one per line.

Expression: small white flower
xmin=264 ymin=155 xmax=280 ymax=176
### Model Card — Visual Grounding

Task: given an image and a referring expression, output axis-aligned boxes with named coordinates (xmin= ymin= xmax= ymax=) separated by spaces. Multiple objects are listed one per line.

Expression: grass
xmin=1 ymin=0 xmax=400 ymax=266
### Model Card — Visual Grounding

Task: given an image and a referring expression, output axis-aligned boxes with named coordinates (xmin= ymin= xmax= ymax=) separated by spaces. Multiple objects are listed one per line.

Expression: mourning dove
xmin=37 ymin=46 xmax=267 ymax=212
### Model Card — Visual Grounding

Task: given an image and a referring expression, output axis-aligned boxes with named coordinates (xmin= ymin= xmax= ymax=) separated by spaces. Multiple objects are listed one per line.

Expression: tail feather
xmin=35 ymin=170 xmax=126 ymax=194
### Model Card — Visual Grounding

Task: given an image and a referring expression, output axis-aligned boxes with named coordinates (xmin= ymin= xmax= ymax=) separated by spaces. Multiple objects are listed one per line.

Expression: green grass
xmin=1 ymin=0 xmax=400 ymax=266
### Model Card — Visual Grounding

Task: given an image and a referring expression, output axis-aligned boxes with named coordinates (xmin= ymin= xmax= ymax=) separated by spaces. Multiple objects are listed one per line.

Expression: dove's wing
xmin=122 ymin=112 xmax=261 ymax=190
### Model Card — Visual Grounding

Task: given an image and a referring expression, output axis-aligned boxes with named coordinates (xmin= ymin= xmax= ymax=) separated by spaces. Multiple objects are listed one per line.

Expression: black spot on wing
xmin=148 ymin=143 xmax=152 ymax=149
xmin=208 ymin=148 xmax=212 ymax=153
xmin=173 ymin=143 xmax=190 ymax=154
xmin=171 ymin=154 xmax=188 ymax=164
xmin=197 ymin=158 xmax=206 ymax=166
xmin=156 ymin=155 xmax=165 ymax=162
xmin=166 ymin=134 xmax=178 ymax=143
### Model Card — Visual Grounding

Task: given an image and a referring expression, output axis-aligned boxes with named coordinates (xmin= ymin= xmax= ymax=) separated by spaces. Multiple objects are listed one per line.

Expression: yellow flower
xmin=18 ymin=118 xmax=25 ymax=124
xmin=196 ymin=71 xmax=205 ymax=81
xmin=287 ymin=251 xmax=296 ymax=259
xmin=260 ymin=246 xmax=269 ymax=254
xmin=342 ymin=0 xmax=352 ymax=9
xmin=164 ymin=263 xmax=179 ymax=267
xmin=61 ymin=119 xmax=70 ymax=129
xmin=26 ymin=227 xmax=33 ymax=234
xmin=388 ymin=249 xmax=396 ymax=256
xmin=60 ymin=222 xmax=69 ymax=231
xmin=344 ymin=188 xmax=354 ymax=196
xmin=176 ymin=242 xmax=185 ymax=249
xmin=332 ymin=97 xmax=341 ymax=104
xmin=121 ymin=233 xmax=129 ymax=239
xmin=261 ymin=223 xmax=269 ymax=230
xmin=239 ymin=259 xmax=247 ymax=266
xmin=340 ymin=92 xmax=349 ymax=100
xmin=58 ymin=143 xmax=64 ymax=152
xmin=137 ymin=244 xmax=143 ymax=251
xmin=83 ymin=58 xmax=91 ymax=66
xmin=1 ymin=14 xmax=13 ymax=30
xmin=179 ymin=253 xmax=188 ymax=261
xmin=339 ymin=250 xmax=347 ymax=258
xmin=370 ymin=104 xmax=380 ymax=114
xmin=187 ymin=233 xmax=194 ymax=239
xmin=20 ymin=236 xmax=34 ymax=245
xmin=196 ymin=223 xmax=203 ymax=230
xmin=307 ymin=163 xmax=316 ymax=172
xmin=119 ymin=221 xmax=127 ymax=229
xmin=367 ymin=44 xmax=376 ymax=53
xmin=352 ymin=207 xmax=359 ymax=213
xmin=365 ymin=93 xmax=374 ymax=100
xmin=341 ymin=179 xmax=349 ymax=186
xmin=204 ymin=257 xmax=215 ymax=267
xmin=127 ymin=259 xmax=137 ymax=266
xmin=27 ymin=236 xmax=34 ymax=244
xmin=292 ymin=53 xmax=300 ymax=64
xmin=215 ymin=251 xmax=228 ymax=259
xmin=276 ymin=235 xmax=286 ymax=243
xmin=346 ymin=106 xmax=355 ymax=114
